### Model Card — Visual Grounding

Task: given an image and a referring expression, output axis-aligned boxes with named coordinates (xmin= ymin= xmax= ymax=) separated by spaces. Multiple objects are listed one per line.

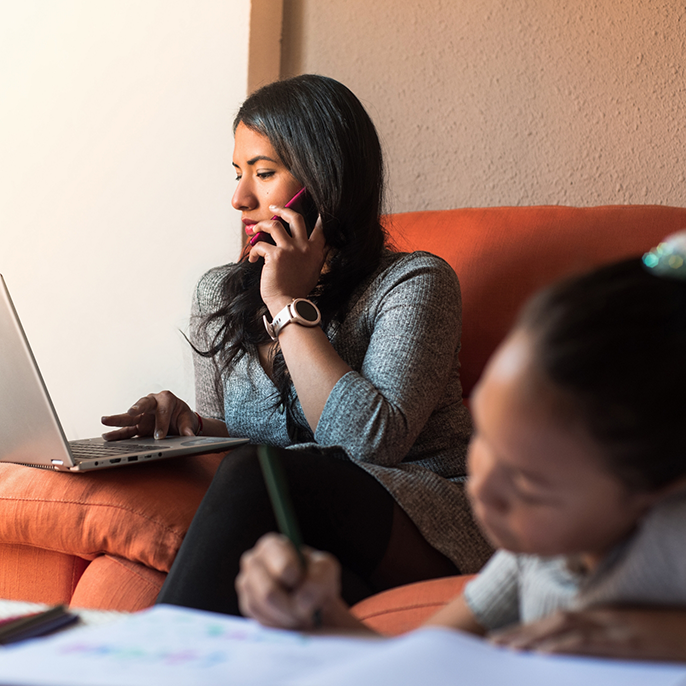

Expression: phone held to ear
xmin=249 ymin=188 xmax=319 ymax=246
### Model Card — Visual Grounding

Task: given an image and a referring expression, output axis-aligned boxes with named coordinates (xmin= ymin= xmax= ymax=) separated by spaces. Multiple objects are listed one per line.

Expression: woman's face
xmin=231 ymin=123 xmax=303 ymax=238
xmin=466 ymin=329 xmax=660 ymax=571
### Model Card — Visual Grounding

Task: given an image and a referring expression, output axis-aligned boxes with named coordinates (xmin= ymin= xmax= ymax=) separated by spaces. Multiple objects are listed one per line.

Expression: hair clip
xmin=642 ymin=231 xmax=686 ymax=280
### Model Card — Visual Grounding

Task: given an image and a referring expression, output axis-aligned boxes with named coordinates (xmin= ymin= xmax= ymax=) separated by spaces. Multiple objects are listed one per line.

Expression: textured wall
xmin=282 ymin=0 xmax=686 ymax=213
xmin=248 ymin=0 xmax=284 ymax=93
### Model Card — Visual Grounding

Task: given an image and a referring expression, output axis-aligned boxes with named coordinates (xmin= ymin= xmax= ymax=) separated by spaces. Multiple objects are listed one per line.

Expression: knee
xmin=214 ymin=444 xmax=261 ymax=483
xmin=212 ymin=444 xmax=294 ymax=497
xmin=198 ymin=445 xmax=271 ymax=515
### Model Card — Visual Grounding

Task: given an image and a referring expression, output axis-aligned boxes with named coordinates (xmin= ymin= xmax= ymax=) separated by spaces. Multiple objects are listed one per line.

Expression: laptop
xmin=0 ymin=274 xmax=248 ymax=472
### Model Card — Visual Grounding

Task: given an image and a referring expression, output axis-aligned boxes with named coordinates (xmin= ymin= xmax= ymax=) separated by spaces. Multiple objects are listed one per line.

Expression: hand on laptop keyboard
xmin=101 ymin=391 xmax=198 ymax=441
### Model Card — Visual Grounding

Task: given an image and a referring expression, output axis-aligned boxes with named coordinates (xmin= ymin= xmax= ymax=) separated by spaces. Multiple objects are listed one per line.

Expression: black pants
xmin=157 ymin=444 xmax=458 ymax=615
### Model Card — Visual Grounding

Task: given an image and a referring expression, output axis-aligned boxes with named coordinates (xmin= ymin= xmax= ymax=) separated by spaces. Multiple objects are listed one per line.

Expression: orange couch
xmin=1 ymin=205 xmax=684 ymax=621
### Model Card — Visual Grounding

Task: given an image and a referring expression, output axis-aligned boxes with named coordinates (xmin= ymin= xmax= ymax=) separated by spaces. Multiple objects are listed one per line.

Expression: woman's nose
xmin=232 ymin=179 xmax=256 ymax=211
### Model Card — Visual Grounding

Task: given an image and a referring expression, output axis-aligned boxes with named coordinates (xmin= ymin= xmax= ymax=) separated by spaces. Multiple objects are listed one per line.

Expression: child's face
xmin=467 ymin=329 xmax=659 ymax=570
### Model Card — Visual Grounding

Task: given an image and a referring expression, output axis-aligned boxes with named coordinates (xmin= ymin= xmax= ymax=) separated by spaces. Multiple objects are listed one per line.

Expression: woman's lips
xmin=242 ymin=220 xmax=268 ymax=245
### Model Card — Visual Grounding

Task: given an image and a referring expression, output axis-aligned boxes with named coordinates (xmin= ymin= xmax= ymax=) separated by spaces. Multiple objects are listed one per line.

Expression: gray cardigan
xmin=191 ymin=250 xmax=493 ymax=573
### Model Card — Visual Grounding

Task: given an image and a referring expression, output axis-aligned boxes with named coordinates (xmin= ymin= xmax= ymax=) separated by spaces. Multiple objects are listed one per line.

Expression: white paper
xmin=0 ymin=605 xmax=380 ymax=686
xmin=299 ymin=626 xmax=686 ymax=686
xmin=0 ymin=606 xmax=684 ymax=686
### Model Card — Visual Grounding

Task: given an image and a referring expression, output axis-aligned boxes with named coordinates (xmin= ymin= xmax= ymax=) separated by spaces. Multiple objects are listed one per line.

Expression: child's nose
xmin=468 ymin=460 xmax=509 ymax=516
xmin=477 ymin=483 xmax=509 ymax=515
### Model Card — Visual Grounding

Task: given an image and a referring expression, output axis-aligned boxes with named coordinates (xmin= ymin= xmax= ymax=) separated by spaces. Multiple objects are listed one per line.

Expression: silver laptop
xmin=0 ymin=274 xmax=248 ymax=472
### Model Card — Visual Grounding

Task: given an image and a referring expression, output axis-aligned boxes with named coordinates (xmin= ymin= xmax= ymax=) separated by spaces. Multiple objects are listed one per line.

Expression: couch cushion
xmin=385 ymin=205 xmax=686 ymax=396
xmin=70 ymin=555 xmax=165 ymax=611
xmin=0 ymin=453 xmax=224 ymax=573
xmin=351 ymin=575 xmax=475 ymax=636
xmin=0 ymin=542 xmax=89 ymax=605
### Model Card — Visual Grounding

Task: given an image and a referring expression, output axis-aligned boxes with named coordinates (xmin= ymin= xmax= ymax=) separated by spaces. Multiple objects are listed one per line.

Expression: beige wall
xmin=1 ymin=1 xmax=251 ymax=439
xmin=281 ymin=0 xmax=686 ymax=213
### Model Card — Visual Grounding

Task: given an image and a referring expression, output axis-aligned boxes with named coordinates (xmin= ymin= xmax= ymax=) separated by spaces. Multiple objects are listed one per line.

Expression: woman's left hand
xmin=490 ymin=606 xmax=686 ymax=662
xmin=247 ymin=204 xmax=327 ymax=314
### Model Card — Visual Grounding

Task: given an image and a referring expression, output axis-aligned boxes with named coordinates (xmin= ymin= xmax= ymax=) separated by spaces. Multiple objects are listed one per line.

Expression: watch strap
xmin=263 ymin=298 xmax=321 ymax=341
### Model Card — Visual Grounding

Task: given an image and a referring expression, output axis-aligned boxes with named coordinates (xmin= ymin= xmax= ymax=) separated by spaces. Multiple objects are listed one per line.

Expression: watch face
xmin=294 ymin=299 xmax=319 ymax=323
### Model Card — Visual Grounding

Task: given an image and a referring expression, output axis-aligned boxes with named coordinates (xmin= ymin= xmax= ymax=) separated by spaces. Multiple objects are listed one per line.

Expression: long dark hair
xmin=198 ymin=75 xmax=386 ymax=440
xmin=518 ymin=257 xmax=686 ymax=491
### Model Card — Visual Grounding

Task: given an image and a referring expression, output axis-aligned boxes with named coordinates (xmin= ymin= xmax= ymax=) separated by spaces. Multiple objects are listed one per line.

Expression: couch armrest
xmin=351 ymin=575 xmax=475 ymax=636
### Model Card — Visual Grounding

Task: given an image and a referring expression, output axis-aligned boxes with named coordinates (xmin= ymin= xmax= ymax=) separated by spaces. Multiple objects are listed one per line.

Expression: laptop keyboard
xmin=68 ymin=442 xmax=166 ymax=460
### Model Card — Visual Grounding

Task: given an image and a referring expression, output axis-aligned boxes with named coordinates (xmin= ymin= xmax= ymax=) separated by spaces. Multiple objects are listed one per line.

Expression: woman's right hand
xmin=236 ymin=533 xmax=348 ymax=631
xmin=101 ymin=391 xmax=198 ymax=441
xmin=246 ymin=205 xmax=327 ymax=314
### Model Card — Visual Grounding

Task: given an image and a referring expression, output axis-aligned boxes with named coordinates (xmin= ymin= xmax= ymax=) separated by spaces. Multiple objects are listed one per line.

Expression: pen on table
xmin=257 ymin=444 xmax=322 ymax=627
xmin=0 ymin=605 xmax=78 ymax=645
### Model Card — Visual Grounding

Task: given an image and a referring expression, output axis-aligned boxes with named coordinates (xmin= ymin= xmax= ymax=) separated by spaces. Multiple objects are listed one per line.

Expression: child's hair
xmin=518 ymin=256 xmax=686 ymax=491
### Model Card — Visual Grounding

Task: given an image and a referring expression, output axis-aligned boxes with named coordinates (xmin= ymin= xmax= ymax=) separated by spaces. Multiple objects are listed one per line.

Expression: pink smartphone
xmin=249 ymin=188 xmax=319 ymax=245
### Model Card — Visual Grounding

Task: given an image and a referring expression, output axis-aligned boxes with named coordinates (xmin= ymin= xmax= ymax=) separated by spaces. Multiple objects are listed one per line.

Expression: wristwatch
xmin=263 ymin=298 xmax=322 ymax=341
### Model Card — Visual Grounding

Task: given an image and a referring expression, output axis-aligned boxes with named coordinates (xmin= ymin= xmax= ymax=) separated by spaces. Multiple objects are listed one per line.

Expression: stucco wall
xmin=282 ymin=0 xmax=686 ymax=213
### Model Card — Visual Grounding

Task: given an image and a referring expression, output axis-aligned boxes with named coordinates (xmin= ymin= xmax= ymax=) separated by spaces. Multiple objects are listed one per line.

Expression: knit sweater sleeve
xmin=314 ymin=252 xmax=463 ymax=466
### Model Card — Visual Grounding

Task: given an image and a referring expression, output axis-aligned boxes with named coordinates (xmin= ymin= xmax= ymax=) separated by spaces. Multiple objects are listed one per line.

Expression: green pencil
xmin=257 ymin=445 xmax=322 ymax=627
xmin=257 ymin=445 xmax=306 ymax=567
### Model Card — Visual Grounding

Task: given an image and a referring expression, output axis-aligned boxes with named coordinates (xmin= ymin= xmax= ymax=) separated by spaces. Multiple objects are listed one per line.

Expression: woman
xmin=102 ymin=75 xmax=492 ymax=615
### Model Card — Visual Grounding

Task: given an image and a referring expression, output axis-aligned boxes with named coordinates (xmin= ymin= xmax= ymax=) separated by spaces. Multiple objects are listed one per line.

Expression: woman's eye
xmin=257 ymin=171 xmax=275 ymax=180
xmin=234 ymin=175 xmax=242 ymax=182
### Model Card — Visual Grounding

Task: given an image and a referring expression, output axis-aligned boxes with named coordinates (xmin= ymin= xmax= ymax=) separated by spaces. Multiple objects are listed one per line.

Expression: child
xmin=235 ymin=233 xmax=686 ymax=662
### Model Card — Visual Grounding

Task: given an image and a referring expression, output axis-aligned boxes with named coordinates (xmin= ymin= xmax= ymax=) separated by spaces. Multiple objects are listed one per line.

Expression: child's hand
xmin=236 ymin=533 xmax=342 ymax=630
xmin=489 ymin=606 xmax=686 ymax=662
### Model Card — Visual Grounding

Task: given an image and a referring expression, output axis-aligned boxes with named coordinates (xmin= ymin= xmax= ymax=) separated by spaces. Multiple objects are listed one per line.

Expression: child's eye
xmin=514 ymin=490 xmax=547 ymax=506
xmin=511 ymin=474 xmax=549 ymax=505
